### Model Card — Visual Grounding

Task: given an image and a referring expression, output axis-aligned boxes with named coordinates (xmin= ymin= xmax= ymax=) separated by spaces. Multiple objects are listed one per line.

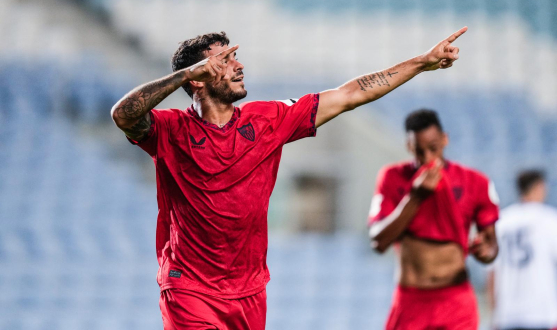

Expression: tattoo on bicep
xmin=123 ymin=114 xmax=151 ymax=141
xmin=357 ymin=71 xmax=396 ymax=92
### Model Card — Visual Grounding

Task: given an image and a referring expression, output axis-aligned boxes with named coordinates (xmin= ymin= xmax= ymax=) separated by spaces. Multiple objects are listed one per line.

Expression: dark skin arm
xmin=469 ymin=225 xmax=498 ymax=263
xmin=370 ymin=161 xmax=442 ymax=253
xmin=110 ymin=45 xmax=239 ymax=140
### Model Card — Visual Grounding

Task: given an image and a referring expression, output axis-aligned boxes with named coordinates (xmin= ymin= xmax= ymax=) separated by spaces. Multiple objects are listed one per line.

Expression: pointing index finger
xmin=446 ymin=26 xmax=468 ymax=43
xmin=216 ymin=44 xmax=239 ymax=60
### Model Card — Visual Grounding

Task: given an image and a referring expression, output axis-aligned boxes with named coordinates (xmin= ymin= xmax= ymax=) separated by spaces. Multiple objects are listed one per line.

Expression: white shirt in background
xmin=492 ymin=202 xmax=557 ymax=329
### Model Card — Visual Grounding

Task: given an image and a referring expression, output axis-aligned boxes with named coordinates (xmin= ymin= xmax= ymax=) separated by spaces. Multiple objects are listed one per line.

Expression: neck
xmin=192 ymin=94 xmax=235 ymax=127
xmin=521 ymin=196 xmax=542 ymax=203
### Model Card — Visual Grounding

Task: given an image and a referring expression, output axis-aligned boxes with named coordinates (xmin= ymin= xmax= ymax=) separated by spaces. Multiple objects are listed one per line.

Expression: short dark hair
xmin=171 ymin=32 xmax=230 ymax=98
xmin=405 ymin=109 xmax=443 ymax=132
xmin=517 ymin=169 xmax=545 ymax=196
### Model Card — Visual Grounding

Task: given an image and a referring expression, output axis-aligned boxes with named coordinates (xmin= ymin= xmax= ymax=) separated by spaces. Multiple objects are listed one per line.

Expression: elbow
xmin=111 ymin=105 xmax=125 ymax=128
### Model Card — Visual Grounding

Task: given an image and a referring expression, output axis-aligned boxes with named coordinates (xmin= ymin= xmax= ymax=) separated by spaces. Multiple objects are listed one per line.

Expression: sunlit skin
xmin=371 ymin=124 xmax=498 ymax=289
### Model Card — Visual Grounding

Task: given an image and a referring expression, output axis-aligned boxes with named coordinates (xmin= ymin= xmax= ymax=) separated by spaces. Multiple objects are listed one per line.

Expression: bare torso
xmin=398 ymin=235 xmax=467 ymax=289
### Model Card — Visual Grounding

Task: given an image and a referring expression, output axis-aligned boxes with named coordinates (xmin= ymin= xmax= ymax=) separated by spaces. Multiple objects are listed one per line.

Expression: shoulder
xmin=151 ymin=108 xmax=188 ymax=121
xmin=378 ymin=161 xmax=415 ymax=180
xmin=449 ymin=162 xmax=494 ymax=191
xmin=448 ymin=161 xmax=490 ymax=182
xmin=537 ymin=204 xmax=557 ymax=222
xmin=239 ymin=94 xmax=317 ymax=111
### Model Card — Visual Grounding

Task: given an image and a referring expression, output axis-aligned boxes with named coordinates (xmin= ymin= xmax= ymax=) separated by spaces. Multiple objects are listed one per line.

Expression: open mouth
xmin=231 ymin=75 xmax=244 ymax=82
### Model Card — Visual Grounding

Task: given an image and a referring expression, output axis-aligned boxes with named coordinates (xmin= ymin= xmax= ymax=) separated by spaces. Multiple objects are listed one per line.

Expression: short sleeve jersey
xmin=368 ymin=161 xmax=499 ymax=251
xmin=128 ymin=94 xmax=319 ymax=298
xmin=492 ymin=203 xmax=557 ymax=328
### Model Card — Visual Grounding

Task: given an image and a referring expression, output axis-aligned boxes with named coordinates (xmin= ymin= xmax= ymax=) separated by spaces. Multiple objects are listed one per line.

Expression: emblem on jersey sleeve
xmin=237 ymin=123 xmax=255 ymax=142
xmin=369 ymin=194 xmax=383 ymax=218
xmin=277 ymin=98 xmax=298 ymax=106
xmin=488 ymin=181 xmax=500 ymax=205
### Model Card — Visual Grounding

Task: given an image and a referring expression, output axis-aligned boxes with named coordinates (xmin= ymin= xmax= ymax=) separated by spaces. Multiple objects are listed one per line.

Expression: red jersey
xmin=128 ymin=94 xmax=319 ymax=298
xmin=368 ymin=161 xmax=499 ymax=253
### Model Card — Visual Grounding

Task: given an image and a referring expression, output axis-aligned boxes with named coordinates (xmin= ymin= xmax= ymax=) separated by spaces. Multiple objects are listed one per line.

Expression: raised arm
xmin=110 ymin=45 xmax=239 ymax=140
xmin=370 ymin=162 xmax=442 ymax=253
xmin=316 ymin=27 xmax=467 ymax=127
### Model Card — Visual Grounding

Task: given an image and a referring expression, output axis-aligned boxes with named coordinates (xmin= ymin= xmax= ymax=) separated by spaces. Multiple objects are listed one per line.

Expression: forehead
xmin=205 ymin=43 xmax=229 ymax=56
xmin=408 ymin=126 xmax=443 ymax=144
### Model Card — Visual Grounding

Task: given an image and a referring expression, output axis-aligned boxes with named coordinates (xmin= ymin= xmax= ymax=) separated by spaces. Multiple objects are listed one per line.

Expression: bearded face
xmin=205 ymin=71 xmax=247 ymax=104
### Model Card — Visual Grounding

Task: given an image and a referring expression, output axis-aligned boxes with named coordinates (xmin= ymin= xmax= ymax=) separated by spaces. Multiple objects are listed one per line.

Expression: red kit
xmin=369 ymin=160 xmax=499 ymax=330
xmin=129 ymin=94 xmax=319 ymax=328
xmin=369 ymin=161 xmax=499 ymax=253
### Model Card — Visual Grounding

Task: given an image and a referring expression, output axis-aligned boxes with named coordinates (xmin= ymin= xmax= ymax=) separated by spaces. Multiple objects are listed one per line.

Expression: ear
xmin=190 ymin=80 xmax=204 ymax=89
xmin=442 ymin=132 xmax=449 ymax=147
xmin=406 ymin=132 xmax=415 ymax=154
xmin=406 ymin=139 xmax=412 ymax=153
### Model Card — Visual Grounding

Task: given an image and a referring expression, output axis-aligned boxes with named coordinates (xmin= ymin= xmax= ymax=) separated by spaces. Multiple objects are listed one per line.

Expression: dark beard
xmin=206 ymin=82 xmax=247 ymax=104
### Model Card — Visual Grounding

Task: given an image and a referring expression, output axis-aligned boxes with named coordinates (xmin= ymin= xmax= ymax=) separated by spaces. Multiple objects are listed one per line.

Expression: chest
xmin=166 ymin=114 xmax=283 ymax=178
xmin=396 ymin=171 xmax=479 ymax=221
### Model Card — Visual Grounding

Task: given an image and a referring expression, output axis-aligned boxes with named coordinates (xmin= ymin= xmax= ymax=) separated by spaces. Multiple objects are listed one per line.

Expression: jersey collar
xmin=187 ymin=106 xmax=240 ymax=132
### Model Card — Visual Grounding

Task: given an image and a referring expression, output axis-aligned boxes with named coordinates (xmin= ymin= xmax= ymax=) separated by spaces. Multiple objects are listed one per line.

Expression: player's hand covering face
xmin=188 ymin=44 xmax=247 ymax=103
xmin=421 ymin=26 xmax=467 ymax=71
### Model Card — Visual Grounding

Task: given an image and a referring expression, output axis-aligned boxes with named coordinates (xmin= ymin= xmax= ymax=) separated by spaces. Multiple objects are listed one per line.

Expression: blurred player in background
xmin=487 ymin=170 xmax=557 ymax=330
xmin=368 ymin=109 xmax=499 ymax=330
xmin=111 ymin=27 xmax=467 ymax=329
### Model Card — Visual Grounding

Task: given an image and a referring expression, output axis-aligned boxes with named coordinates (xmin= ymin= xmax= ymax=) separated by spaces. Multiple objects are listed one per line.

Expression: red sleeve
xmin=126 ymin=109 xmax=179 ymax=157
xmin=368 ymin=167 xmax=399 ymax=226
xmin=474 ymin=175 xmax=500 ymax=229
xmin=271 ymin=93 xmax=319 ymax=144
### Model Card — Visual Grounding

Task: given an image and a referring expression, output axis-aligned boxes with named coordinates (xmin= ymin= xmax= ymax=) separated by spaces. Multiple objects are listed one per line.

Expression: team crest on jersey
xmin=452 ymin=186 xmax=463 ymax=201
xmin=237 ymin=123 xmax=255 ymax=142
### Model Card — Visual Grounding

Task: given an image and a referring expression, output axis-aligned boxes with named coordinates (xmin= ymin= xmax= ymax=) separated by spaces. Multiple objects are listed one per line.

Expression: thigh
xmin=237 ymin=289 xmax=267 ymax=330
xmin=160 ymin=289 xmax=222 ymax=330
xmin=432 ymin=284 xmax=478 ymax=330
xmin=385 ymin=288 xmax=433 ymax=330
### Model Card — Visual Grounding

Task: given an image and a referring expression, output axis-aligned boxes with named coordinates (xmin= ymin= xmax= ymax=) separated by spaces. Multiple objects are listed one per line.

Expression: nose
xmin=234 ymin=59 xmax=244 ymax=71
xmin=423 ymin=150 xmax=436 ymax=165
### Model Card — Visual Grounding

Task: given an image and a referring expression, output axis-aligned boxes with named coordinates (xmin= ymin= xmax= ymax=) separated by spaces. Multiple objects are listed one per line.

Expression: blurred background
xmin=2 ymin=0 xmax=557 ymax=329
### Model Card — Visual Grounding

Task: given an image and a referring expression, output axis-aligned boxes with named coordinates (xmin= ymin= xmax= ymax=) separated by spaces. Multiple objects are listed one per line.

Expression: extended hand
xmin=187 ymin=45 xmax=239 ymax=83
xmin=470 ymin=229 xmax=498 ymax=263
xmin=421 ymin=27 xmax=467 ymax=71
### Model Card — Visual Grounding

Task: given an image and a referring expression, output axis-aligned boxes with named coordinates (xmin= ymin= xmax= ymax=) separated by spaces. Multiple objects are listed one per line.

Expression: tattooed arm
xmin=111 ymin=71 xmax=188 ymax=140
xmin=315 ymin=27 xmax=467 ymax=127
xmin=111 ymin=45 xmax=239 ymax=140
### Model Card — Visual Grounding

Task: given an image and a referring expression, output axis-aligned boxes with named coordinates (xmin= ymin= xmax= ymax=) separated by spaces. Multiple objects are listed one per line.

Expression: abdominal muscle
xmin=398 ymin=235 xmax=468 ymax=289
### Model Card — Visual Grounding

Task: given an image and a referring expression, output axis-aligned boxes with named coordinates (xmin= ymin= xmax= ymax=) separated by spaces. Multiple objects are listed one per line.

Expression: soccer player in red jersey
xmin=111 ymin=27 xmax=467 ymax=329
xmin=368 ymin=109 xmax=500 ymax=330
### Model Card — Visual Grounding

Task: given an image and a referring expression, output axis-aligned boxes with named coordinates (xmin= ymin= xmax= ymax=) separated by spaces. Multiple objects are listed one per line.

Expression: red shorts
xmin=159 ymin=288 xmax=267 ymax=330
xmin=385 ymin=281 xmax=478 ymax=330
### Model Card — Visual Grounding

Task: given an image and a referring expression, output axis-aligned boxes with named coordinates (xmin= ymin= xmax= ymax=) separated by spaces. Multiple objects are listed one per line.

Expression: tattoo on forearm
xmin=356 ymin=71 xmax=397 ymax=92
